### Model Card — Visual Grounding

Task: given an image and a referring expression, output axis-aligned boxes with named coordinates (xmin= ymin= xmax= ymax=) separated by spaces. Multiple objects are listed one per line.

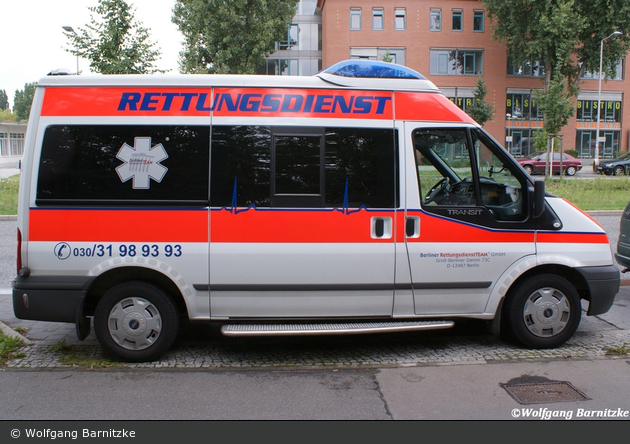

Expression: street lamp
xmin=505 ymin=113 xmax=513 ymax=154
xmin=62 ymin=26 xmax=80 ymax=75
xmin=595 ymin=30 xmax=623 ymax=165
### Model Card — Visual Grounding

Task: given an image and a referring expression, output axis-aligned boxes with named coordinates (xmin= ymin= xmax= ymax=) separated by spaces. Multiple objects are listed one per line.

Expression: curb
xmin=0 ymin=320 xmax=32 ymax=345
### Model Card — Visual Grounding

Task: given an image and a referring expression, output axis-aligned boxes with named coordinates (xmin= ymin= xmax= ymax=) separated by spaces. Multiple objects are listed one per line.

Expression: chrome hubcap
xmin=107 ymin=297 xmax=162 ymax=350
xmin=522 ymin=287 xmax=571 ymax=337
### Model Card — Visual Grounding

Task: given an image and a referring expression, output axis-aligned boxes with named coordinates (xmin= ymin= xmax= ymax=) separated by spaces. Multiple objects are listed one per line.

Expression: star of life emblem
xmin=116 ymin=137 xmax=168 ymax=189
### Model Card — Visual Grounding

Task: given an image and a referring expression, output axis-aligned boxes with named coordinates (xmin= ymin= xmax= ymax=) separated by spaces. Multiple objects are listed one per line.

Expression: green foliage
xmin=545 ymin=177 xmax=630 ymax=210
xmin=534 ymin=77 xmax=574 ymax=135
xmin=0 ymin=330 xmax=23 ymax=365
xmin=13 ymin=82 xmax=37 ymax=122
xmin=381 ymin=51 xmax=395 ymax=63
xmin=172 ymin=0 xmax=300 ymax=74
xmin=532 ymin=129 xmax=548 ymax=153
xmin=49 ymin=339 xmax=120 ymax=368
xmin=0 ymin=108 xmax=15 ymax=122
xmin=466 ymin=78 xmax=495 ymax=126
xmin=64 ymin=0 xmax=165 ymax=74
xmin=565 ymin=149 xmax=579 ymax=158
xmin=0 ymin=89 xmax=9 ymax=110
xmin=0 ymin=175 xmax=20 ymax=215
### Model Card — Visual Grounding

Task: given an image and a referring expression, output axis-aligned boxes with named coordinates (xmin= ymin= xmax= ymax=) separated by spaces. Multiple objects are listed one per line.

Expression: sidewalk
xmin=0 ymin=156 xmax=21 ymax=179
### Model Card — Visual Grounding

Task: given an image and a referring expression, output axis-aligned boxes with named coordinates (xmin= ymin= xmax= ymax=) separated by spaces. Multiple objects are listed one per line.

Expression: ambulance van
xmin=12 ymin=60 xmax=620 ymax=362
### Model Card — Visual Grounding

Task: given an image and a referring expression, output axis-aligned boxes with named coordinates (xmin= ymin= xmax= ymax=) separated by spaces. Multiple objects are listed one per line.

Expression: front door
xmin=403 ymin=123 xmax=536 ymax=315
xmin=208 ymin=124 xmax=399 ymax=318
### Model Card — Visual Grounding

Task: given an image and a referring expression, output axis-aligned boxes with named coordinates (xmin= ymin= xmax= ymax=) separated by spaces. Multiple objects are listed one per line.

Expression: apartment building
xmin=317 ymin=0 xmax=629 ymax=158
xmin=258 ymin=0 xmax=323 ymax=76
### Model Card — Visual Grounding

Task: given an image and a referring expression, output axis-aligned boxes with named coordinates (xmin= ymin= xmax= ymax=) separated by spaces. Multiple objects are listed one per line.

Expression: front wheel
xmin=614 ymin=165 xmax=626 ymax=176
xmin=94 ymin=281 xmax=180 ymax=362
xmin=502 ymin=274 xmax=581 ymax=349
xmin=523 ymin=165 xmax=533 ymax=175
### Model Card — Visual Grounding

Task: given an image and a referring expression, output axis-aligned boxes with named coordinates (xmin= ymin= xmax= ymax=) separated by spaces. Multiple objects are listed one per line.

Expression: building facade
xmin=258 ymin=0 xmax=323 ymax=76
xmin=0 ymin=122 xmax=26 ymax=159
xmin=317 ymin=0 xmax=630 ymax=158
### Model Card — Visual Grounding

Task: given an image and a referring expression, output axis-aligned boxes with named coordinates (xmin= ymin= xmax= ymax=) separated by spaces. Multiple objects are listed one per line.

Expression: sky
xmin=1 ymin=0 xmax=182 ymax=107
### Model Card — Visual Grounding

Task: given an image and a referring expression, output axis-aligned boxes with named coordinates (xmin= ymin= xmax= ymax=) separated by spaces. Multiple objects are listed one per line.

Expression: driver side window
xmin=413 ymin=129 xmax=474 ymax=207
xmin=413 ymin=128 xmax=525 ymax=221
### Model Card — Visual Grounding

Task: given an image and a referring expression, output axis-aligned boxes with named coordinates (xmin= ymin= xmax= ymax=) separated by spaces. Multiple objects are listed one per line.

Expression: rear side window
xmin=37 ymin=125 xmax=210 ymax=206
xmin=210 ymin=126 xmax=397 ymax=209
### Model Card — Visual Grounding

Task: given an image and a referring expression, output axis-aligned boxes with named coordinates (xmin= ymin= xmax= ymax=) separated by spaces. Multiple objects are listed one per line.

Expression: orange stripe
xmin=405 ymin=212 xmax=535 ymax=243
xmin=29 ymin=209 xmax=209 ymax=242
xmin=537 ymin=232 xmax=610 ymax=244
xmin=210 ymin=208 xmax=394 ymax=243
xmin=394 ymin=92 xmax=476 ymax=123
xmin=41 ymin=87 xmax=213 ymax=117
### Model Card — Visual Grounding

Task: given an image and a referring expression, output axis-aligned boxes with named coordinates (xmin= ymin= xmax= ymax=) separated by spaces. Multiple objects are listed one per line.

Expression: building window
xmin=430 ymin=9 xmax=441 ymax=31
xmin=350 ymin=47 xmax=406 ymax=65
xmin=452 ymin=10 xmax=462 ymax=31
xmin=473 ymin=10 xmax=484 ymax=32
xmin=372 ymin=8 xmax=384 ymax=30
xmin=430 ymin=49 xmax=483 ymax=75
xmin=350 ymin=8 xmax=361 ymax=30
xmin=576 ymin=99 xmax=622 ymax=123
xmin=507 ymin=57 xmax=545 ymax=77
xmin=395 ymin=8 xmax=406 ymax=30
xmin=279 ymin=24 xmax=299 ymax=50
xmin=581 ymin=59 xmax=625 ymax=80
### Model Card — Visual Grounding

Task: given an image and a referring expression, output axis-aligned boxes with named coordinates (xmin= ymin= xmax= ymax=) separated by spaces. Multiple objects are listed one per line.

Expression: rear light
xmin=16 ymin=228 xmax=22 ymax=275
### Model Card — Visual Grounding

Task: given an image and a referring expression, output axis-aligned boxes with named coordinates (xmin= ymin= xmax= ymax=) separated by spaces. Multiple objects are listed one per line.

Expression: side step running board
xmin=221 ymin=320 xmax=455 ymax=337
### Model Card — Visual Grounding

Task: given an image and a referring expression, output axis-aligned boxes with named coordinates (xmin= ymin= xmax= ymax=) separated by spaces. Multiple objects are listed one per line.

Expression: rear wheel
xmin=94 ymin=281 xmax=180 ymax=362
xmin=503 ymin=274 xmax=581 ymax=349
xmin=565 ymin=166 xmax=577 ymax=176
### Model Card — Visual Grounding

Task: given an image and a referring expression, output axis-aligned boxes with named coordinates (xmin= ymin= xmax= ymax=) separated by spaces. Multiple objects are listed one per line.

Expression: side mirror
xmin=533 ymin=180 xmax=545 ymax=218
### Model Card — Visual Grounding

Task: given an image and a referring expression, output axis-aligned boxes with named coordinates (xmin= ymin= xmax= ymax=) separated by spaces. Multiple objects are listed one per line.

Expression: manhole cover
xmin=501 ymin=381 xmax=591 ymax=405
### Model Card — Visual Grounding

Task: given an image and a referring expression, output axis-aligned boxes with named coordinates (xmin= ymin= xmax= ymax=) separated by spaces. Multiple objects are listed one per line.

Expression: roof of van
xmin=38 ymin=60 xmax=441 ymax=93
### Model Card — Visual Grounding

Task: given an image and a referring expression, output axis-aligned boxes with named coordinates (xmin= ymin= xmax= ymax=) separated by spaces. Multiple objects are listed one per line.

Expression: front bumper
xmin=576 ymin=265 xmax=620 ymax=315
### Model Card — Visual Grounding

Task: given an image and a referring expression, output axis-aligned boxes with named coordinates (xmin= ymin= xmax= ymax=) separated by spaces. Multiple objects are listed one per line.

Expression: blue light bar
xmin=320 ymin=60 xmax=426 ymax=80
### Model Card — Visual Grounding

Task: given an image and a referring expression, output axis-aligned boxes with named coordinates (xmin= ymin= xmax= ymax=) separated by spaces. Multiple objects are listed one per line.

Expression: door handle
xmin=406 ymin=216 xmax=420 ymax=238
xmin=371 ymin=217 xmax=392 ymax=239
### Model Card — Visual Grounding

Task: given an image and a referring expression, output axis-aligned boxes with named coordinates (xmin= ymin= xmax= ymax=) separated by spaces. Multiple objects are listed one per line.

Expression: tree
xmin=64 ymin=0 xmax=165 ymax=74
xmin=13 ymin=82 xmax=37 ymax=122
xmin=465 ymin=78 xmax=495 ymax=126
xmin=0 ymin=90 xmax=9 ymax=110
xmin=482 ymin=0 xmax=630 ymax=136
xmin=172 ymin=0 xmax=300 ymax=74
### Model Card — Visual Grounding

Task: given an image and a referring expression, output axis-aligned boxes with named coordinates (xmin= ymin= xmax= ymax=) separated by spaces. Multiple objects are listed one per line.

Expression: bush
xmin=565 ymin=149 xmax=579 ymax=158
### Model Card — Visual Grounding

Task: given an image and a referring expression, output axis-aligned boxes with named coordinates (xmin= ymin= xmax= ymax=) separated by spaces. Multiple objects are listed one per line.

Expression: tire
xmin=565 ymin=166 xmax=577 ymax=176
xmin=502 ymin=274 xmax=581 ymax=349
xmin=614 ymin=165 xmax=626 ymax=176
xmin=523 ymin=165 xmax=533 ymax=175
xmin=94 ymin=281 xmax=180 ymax=362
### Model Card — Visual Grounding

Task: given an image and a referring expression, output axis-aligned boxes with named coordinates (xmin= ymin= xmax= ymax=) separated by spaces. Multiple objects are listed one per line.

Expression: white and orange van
xmin=12 ymin=60 xmax=620 ymax=362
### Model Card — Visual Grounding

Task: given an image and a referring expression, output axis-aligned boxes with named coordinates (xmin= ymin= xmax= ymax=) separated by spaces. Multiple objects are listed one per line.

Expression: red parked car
xmin=517 ymin=151 xmax=582 ymax=176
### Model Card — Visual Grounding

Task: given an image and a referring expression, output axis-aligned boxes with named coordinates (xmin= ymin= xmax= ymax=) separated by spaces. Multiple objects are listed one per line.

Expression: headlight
xmin=605 ymin=163 xmax=613 ymax=167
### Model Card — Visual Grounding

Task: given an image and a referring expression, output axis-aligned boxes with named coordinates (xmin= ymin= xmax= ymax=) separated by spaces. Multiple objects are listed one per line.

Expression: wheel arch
xmin=486 ymin=261 xmax=589 ymax=335
xmin=82 ymin=266 xmax=187 ymax=320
